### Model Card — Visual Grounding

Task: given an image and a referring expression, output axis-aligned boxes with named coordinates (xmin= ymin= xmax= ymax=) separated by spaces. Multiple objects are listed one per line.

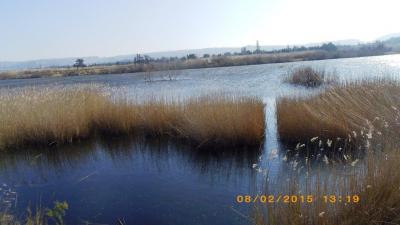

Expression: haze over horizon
xmin=1 ymin=0 xmax=400 ymax=61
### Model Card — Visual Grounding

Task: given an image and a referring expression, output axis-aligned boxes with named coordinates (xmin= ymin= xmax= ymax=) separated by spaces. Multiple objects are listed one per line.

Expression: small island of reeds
xmin=284 ymin=66 xmax=336 ymax=88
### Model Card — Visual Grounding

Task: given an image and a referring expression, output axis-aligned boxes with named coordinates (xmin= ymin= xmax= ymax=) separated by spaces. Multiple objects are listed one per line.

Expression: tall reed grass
xmin=257 ymin=80 xmax=400 ymax=224
xmin=255 ymin=148 xmax=400 ymax=225
xmin=277 ymin=81 xmax=400 ymax=144
xmin=0 ymin=86 xmax=265 ymax=150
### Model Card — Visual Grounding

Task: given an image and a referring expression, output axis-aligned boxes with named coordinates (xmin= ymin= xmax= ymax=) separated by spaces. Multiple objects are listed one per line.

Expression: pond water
xmin=0 ymin=54 xmax=400 ymax=224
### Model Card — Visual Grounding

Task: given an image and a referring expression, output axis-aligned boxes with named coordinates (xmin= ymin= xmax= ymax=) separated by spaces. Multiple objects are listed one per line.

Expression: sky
xmin=1 ymin=0 xmax=400 ymax=61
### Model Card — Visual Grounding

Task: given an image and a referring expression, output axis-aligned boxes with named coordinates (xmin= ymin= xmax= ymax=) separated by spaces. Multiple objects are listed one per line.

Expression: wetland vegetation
xmin=0 ymin=86 xmax=265 ymax=150
xmin=3 ymin=0 xmax=400 ymax=223
xmin=255 ymin=80 xmax=400 ymax=225
xmin=284 ymin=67 xmax=336 ymax=87
xmin=1 ymin=55 xmax=400 ymax=225
xmin=278 ymin=80 xmax=399 ymax=145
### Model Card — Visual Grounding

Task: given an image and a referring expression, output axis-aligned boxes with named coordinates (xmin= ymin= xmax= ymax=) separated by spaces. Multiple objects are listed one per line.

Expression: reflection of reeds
xmin=0 ymin=86 xmax=265 ymax=150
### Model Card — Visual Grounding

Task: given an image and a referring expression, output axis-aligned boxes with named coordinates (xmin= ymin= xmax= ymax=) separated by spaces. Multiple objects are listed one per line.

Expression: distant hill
xmin=0 ymin=37 xmax=389 ymax=71
xmin=377 ymin=33 xmax=400 ymax=41
xmin=383 ymin=37 xmax=400 ymax=51
xmin=0 ymin=46 xmax=287 ymax=71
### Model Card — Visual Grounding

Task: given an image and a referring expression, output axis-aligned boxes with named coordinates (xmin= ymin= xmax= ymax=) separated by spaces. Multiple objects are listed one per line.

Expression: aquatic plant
xmin=46 ymin=201 xmax=68 ymax=225
xmin=0 ymin=85 xmax=265 ymax=150
xmin=254 ymin=80 xmax=400 ymax=224
xmin=254 ymin=146 xmax=400 ymax=225
xmin=0 ymin=201 xmax=68 ymax=225
xmin=284 ymin=67 xmax=335 ymax=87
xmin=277 ymin=80 xmax=400 ymax=145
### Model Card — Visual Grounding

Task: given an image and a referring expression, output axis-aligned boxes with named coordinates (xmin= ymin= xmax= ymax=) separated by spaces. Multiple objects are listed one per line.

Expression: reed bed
xmin=0 ymin=86 xmax=265 ymax=150
xmin=277 ymin=81 xmax=400 ymax=144
xmin=255 ymin=147 xmax=400 ymax=225
xmin=258 ymin=114 xmax=400 ymax=224
xmin=257 ymin=80 xmax=400 ymax=224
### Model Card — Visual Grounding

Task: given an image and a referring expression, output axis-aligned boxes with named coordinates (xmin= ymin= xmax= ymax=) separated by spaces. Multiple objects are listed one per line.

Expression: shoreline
xmin=1 ymin=50 xmax=399 ymax=81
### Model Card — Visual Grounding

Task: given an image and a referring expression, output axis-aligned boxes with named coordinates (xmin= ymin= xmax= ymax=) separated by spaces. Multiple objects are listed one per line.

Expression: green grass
xmin=1 ymin=201 xmax=68 ymax=225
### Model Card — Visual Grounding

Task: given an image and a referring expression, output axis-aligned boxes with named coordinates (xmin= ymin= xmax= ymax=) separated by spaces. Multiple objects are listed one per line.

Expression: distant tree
xmin=187 ymin=54 xmax=197 ymax=60
xmin=143 ymin=55 xmax=152 ymax=64
xmin=73 ymin=58 xmax=86 ymax=68
xmin=134 ymin=54 xmax=144 ymax=64
xmin=321 ymin=42 xmax=337 ymax=51
xmin=299 ymin=46 xmax=307 ymax=51
xmin=203 ymin=54 xmax=210 ymax=58
xmin=358 ymin=41 xmax=390 ymax=55
xmin=373 ymin=41 xmax=389 ymax=52
xmin=224 ymin=52 xmax=232 ymax=56
xmin=241 ymin=47 xmax=247 ymax=55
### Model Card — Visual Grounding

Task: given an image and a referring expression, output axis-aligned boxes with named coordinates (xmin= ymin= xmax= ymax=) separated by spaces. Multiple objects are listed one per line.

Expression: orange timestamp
xmin=236 ymin=195 xmax=360 ymax=204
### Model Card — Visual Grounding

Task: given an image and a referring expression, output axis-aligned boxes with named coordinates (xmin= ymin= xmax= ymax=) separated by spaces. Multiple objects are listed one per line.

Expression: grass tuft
xmin=284 ymin=67 xmax=334 ymax=87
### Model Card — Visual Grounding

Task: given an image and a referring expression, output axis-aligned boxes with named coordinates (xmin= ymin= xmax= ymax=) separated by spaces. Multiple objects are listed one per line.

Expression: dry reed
xmin=285 ymin=67 xmax=334 ymax=87
xmin=0 ymin=86 xmax=265 ymax=150
xmin=277 ymin=81 xmax=400 ymax=144
xmin=258 ymin=80 xmax=400 ymax=224
xmin=255 ymin=147 xmax=400 ymax=225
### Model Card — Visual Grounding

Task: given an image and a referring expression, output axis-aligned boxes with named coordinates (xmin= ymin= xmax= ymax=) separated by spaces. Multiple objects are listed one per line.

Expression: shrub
xmin=285 ymin=67 xmax=330 ymax=87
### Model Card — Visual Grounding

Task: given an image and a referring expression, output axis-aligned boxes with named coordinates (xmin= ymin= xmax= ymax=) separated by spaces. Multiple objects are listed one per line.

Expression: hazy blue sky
xmin=1 ymin=0 xmax=399 ymax=61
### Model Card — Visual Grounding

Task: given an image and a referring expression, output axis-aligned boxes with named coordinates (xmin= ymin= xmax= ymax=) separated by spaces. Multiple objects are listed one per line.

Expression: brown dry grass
xmin=0 ymin=86 xmax=265 ymax=150
xmin=257 ymin=80 xmax=400 ymax=225
xmin=256 ymin=147 xmax=400 ymax=225
xmin=285 ymin=67 xmax=335 ymax=87
xmin=277 ymin=81 xmax=400 ymax=143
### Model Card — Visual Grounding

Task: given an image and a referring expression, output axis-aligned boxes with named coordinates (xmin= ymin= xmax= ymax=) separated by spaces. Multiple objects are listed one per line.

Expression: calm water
xmin=1 ymin=55 xmax=400 ymax=224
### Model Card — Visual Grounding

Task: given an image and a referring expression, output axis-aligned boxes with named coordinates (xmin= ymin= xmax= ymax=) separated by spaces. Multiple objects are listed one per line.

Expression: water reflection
xmin=0 ymin=136 xmax=262 ymax=225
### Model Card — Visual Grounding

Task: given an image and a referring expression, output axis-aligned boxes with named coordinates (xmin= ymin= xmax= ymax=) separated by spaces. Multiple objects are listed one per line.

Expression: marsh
xmin=1 ymin=54 xmax=400 ymax=225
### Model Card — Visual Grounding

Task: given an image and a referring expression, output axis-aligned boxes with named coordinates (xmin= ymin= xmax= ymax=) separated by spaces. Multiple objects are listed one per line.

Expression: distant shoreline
xmin=0 ymin=50 xmax=398 ymax=80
